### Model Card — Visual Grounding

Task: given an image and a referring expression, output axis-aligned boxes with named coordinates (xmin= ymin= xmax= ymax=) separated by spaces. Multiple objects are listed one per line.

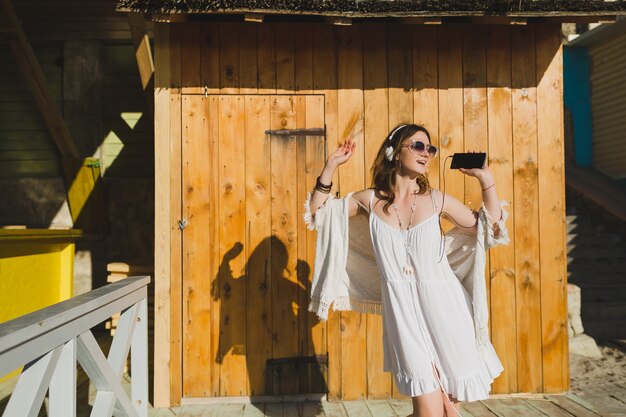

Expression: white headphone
xmin=385 ymin=124 xmax=408 ymax=161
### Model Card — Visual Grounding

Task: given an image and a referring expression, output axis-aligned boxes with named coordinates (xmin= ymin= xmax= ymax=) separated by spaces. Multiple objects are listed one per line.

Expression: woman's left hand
xmin=458 ymin=152 xmax=491 ymax=182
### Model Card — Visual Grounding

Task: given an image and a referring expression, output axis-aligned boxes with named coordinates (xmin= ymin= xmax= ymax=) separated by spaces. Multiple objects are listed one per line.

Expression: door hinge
xmin=178 ymin=219 xmax=188 ymax=230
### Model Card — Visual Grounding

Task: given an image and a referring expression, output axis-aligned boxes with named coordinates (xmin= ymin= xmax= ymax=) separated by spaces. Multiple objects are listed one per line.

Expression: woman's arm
xmin=440 ymin=162 xmax=502 ymax=230
xmin=309 ymin=138 xmax=357 ymax=218
xmin=459 ymin=165 xmax=502 ymax=224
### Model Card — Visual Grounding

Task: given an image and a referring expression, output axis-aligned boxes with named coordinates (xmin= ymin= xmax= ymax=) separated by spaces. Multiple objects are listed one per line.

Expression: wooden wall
xmin=154 ymin=21 xmax=569 ymax=405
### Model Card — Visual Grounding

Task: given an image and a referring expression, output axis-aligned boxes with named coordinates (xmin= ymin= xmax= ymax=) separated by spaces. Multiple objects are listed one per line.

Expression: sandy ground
xmin=569 ymin=340 xmax=626 ymax=392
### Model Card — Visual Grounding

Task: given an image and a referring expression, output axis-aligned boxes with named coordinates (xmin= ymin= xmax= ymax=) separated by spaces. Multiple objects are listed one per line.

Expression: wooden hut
xmin=116 ymin=0 xmax=626 ymax=407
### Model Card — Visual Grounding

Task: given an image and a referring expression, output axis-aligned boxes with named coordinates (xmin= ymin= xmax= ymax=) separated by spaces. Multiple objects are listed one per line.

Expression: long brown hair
xmin=370 ymin=124 xmax=432 ymax=215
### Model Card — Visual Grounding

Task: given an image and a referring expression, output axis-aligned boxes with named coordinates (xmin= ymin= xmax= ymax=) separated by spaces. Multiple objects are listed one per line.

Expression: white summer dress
xmin=364 ymin=189 xmax=504 ymax=402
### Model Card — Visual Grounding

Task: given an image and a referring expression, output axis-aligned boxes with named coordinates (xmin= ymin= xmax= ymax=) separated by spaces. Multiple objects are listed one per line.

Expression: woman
xmin=305 ymin=124 xmax=508 ymax=417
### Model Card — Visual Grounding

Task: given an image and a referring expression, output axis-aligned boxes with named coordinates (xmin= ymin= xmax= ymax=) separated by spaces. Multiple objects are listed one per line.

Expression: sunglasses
xmin=401 ymin=140 xmax=438 ymax=157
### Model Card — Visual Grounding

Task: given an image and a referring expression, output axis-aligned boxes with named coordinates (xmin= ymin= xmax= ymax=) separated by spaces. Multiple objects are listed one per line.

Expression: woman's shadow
xmin=210 ymin=235 xmax=327 ymax=404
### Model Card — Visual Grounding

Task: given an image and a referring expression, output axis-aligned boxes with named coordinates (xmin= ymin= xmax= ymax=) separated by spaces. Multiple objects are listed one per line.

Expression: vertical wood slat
xmin=239 ymin=24 xmax=258 ymax=94
xmin=181 ymin=23 xmax=201 ymax=92
xmin=218 ymin=95 xmax=247 ymax=396
xmin=219 ymin=23 xmax=239 ymax=94
xmin=295 ymin=96 xmax=309 ymax=394
xmin=312 ymin=24 xmax=341 ymax=401
xmin=304 ymin=95 xmax=328 ymax=394
xmin=413 ymin=26 xmax=440 ymax=189
xmin=200 ymin=23 xmax=220 ymax=93
xmin=363 ymin=22 xmax=391 ymax=399
xmin=276 ymin=23 xmax=295 ymax=93
xmin=208 ymin=96 xmax=221 ymax=397
xmin=257 ymin=25 xmax=276 ymax=94
xmin=511 ymin=25 xmax=542 ymax=394
xmin=181 ymin=95 xmax=211 ymax=398
xmin=462 ymin=25 xmax=487 ymax=212
xmin=245 ymin=95 xmax=272 ymax=395
xmin=437 ymin=24 xmax=464 ymax=234
xmin=270 ymin=96 xmax=299 ymax=394
xmin=486 ymin=25 xmax=518 ymax=395
xmin=535 ymin=24 xmax=568 ymax=393
xmin=153 ymin=22 xmax=172 ymax=408
xmin=295 ymin=24 xmax=314 ymax=94
xmin=169 ymin=22 xmax=183 ymax=404
xmin=337 ymin=24 xmax=367 ymax=401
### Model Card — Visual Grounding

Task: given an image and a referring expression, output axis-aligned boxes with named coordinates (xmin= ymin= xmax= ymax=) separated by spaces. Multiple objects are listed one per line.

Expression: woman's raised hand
xmin=327 ymin=137 xmax=356 ymax=168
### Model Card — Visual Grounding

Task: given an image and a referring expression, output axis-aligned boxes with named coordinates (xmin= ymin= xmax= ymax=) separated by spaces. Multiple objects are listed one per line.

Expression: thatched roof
xmin=116 ymin=0 xmax=626 ymax=17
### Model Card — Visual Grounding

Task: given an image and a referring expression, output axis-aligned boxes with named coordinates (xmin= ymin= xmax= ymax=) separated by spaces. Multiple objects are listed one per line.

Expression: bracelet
xmin=481 ymin=183 xmax=495 ymax=192
xmin=315 ymin=176 xmax=332 ymax=194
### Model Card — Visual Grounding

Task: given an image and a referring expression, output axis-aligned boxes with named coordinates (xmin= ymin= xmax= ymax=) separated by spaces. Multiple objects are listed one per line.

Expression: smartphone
xmin=450 ymin=152 xmax=486 ymax=169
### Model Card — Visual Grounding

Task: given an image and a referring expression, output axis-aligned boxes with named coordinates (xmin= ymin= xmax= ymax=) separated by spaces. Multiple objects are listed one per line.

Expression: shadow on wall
xmin=185 ymin=236 xmax=328 ymax=397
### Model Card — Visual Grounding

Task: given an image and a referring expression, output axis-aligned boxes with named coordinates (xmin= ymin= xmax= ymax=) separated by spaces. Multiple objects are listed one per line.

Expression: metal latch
xmin=178 ymin=219 xmax=188 ymax=230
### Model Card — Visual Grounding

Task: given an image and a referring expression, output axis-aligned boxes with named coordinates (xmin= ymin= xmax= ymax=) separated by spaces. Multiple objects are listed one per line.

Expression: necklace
xmin=391 ymin=190 xmax=419 ymax=275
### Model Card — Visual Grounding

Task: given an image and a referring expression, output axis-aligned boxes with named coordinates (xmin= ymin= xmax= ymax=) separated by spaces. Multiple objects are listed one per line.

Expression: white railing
xmin=0 ymin=275 xmax=150 ymax=417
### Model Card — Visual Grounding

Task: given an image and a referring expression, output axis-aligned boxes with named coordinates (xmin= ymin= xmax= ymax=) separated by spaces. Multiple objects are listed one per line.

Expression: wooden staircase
xmin=566 ymin=168 xmax=626 ymax=340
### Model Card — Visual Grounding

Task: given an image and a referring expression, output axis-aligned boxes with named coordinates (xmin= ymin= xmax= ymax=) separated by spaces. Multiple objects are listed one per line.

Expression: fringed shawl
xmin=303 ymin=190 xmax=510 ymax=358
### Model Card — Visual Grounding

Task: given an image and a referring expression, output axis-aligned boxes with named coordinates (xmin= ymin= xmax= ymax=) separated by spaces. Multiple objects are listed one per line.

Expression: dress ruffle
xmin=392 ymin=342 xmax=504 ymax=402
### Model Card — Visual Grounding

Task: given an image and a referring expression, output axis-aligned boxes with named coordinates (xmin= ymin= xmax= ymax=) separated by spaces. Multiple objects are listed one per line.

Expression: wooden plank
xmin=462 ymin=401 xmax=499 ymax=416
xmin=485 ymin=25 xmax=518 ymax=395
xmin=245 ymin=95 xmax=273 ymax=396
xmin=305 ymin=95 xmax=328 ymax=395
xmin=239 ymin=24 xmax=258 ymax=94
xmin=295 ymin=96 xmax=309 ymax=394
xmin=461 ymin=25 xmax=487 ymax=212
xmin=0 ymin=0 xmax=79 ymax=159
xmin=264 ymin=403 xmax=283 ymax=417
xmin=208 ymin=96 xmax=221 ymax=398
xmin=200 ymin=23 xmax=220 ymax=93
xmin=270 ymin=96 xmax=299 ymax=394
xmin=387 ymin=24 xmax=413 ymax=127
xmin=127 ymin=12 xmax=154 ymax=118
xmin=343 ymin=400 xmax=373 ymax=417
xmin=218 ymin=95 xmax=247 ymax=396
xmin=437 ymin=24 xmax=464 ymax=232
xmin=275 ymin=24 xmax=295 ymax=93
xmin=569 ymin=392 xmax=626 ymax=416
xmin=337 ymin=25 xmax=367 ymax=401
xmin=363 ymin=399 xmax=396 ymax=417
xmin=526 ymin=398 xmax=578 ymax=417
xmin=544 ymin=394 xmax=603 ymax=417
xmin=243 ymin=403 xmax=265 ymax=417
xmin=294 ymin=24 xmax=313 ymax=94
xmin=257 ymin=24 xmax=276 ymax=94
xmin=535 ymin=23 xmax=569 ymax=393
xmin=181 ymin=95 xmax=212 ymax=398
xmin=283 ymin=402 xmax=299 ymax=417
xmin=169 ymin=23 xmax=183 ymax=406
xmin=387 ymin=398 xmax=412 ymax=416
xmin=180 ymin=23 xmax=201 ymax=91
xmin=219 ymin=22 xmax=239 ymax=94
xmin=511 ymin=25 xmax=542 ymax=394
xmin=321 ymin=401 xmax=349 ymax=417
xmin=153 ymin=22 xmax=172 ymax=408
xmin=482 ymin=398 xmax=547 ymax=417
xmin=313 ymin=23 xmax=340 ymax=401
xmin=413 ymin=25 xmax=440 ymax=188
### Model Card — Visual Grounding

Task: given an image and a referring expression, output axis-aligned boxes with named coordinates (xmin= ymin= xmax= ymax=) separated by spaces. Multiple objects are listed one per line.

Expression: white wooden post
xmin=49 ymin=338 xmax=77 ymax=417
xmin=131 ymin=298 xmax=148 ymax=417
xmin=2 ymin=347 xmax=62 ymax=417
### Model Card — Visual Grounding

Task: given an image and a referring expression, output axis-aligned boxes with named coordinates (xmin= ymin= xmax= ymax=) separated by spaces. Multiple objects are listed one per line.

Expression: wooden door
xmin=181 ymin=94 xmax=326 ymax=398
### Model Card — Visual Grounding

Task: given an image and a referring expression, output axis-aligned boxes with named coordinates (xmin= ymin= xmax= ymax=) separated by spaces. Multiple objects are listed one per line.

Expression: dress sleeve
xmin=303 ymin=191 xmax=336 ymax=231
xmin=478 ymin=199 xmax=510 ymax=249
